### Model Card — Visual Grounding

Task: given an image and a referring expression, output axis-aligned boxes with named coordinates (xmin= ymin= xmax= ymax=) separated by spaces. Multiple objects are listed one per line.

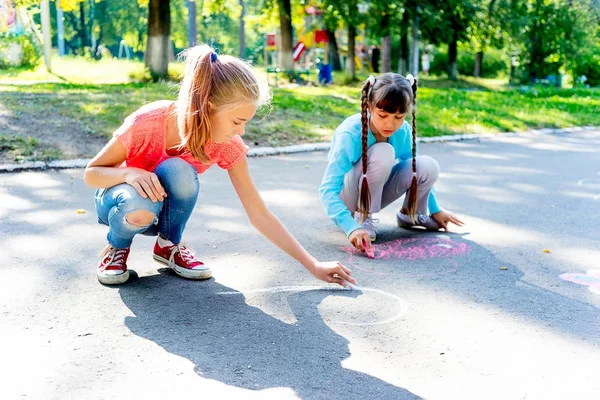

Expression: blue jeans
xmin=94 ymin=158 xmax=199 ymax=249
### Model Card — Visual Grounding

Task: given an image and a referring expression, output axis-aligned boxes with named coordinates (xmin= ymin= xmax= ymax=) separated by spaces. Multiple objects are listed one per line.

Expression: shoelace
xmin=168 ymin=244 xmax=197 ymax=266
xmin=101 ymin=246 xmax=128 ymax=269
xmin=363 ymin=216 xmax=379 ymax=231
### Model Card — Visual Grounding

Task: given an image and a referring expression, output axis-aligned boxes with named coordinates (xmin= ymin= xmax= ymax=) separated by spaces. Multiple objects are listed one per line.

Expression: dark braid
xmin=358 ymin=79 xmax=372 ymax=224
xmin=406 ymin=78 xmax=419 ymax=223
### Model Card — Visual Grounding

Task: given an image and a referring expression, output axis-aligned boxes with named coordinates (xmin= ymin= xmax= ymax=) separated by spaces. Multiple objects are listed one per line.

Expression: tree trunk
xmin=398 ymin=11 xmax=409 ymax=75
xmin=79 ymin=2 xmax=86 ymax=50
xmin=146 ymin=0 xmax=171 ymax=80
xmin=326 ymin=29 xmax=342 ymax=71
xmin=239 ymin=0 xmax=246 ymax=58
xmin=187 ymin=0 xmax=197 ymax=47
xmin=347 ymin=24 xmax=356 ymax=80
xmin=56 ymin=1 xmax=65 ymax=56
xmin=381 ymin=36 xmax=391 ymax=73
xmin=410 ymin=12 xmax=419 ymax=76
xmin=277 ymin=0 xmax=293 ymax=70
xmin=89 ymin=0 xmax=96 ymax=51
xmin=474 ymin=51 xmax=483 ymax=77
xmin=448 ymin=34 xmax=458 ymax=80
xmin=379 ymin=13 xmax=391 ymax=73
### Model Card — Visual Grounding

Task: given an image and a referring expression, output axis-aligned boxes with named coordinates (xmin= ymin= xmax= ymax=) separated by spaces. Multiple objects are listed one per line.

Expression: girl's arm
xmin=83 ymin=138 xmax=166 ymax=202
xmin=228 ymin=158 xmax=356 ymax=287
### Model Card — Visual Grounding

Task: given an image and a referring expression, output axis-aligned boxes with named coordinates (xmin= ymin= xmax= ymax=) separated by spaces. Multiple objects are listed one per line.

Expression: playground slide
xmin=293 ymin=42 xmax=305 ymax=62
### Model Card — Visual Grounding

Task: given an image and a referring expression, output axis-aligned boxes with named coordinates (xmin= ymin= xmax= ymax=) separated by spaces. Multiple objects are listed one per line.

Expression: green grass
xmin=0 ymin=54 xmax=184 ymax=84
xmin=1 ymin=56 xmax=599 ymax=161
xmin=0 ymin=134 xmax=62 ymax=162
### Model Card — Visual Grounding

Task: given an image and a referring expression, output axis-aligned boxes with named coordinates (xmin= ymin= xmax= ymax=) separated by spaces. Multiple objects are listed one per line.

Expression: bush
xmin=429 ymin=45 xmax=509 ymax=78
xmin=572 ymin=52 xmax=600 ymax=87
xmin=0 ymin=34 xmax=41 ymax=68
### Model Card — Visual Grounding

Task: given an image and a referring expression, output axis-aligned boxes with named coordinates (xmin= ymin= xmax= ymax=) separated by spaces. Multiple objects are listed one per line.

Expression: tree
xmin=497 ymin=0 xmax=598 ymax=83
xmin=277 ymin=0 xmax=293 ymax=70
xmin=365 ymin=0 xmax=403 ymax=74
xmin=239 ymin=0 xmax=246 ymax=57
xmin=426 ymin=0 xmax=478 ymax=79
xmin=398 ymin=8 xmax=410 ymax=75
xmin=187 ymin=0 xmax=197 ymax=47
xmin=145 ymin=0 xmax=171 ymax=80
xmin=469 ymin=0 xmax=503 ymax=77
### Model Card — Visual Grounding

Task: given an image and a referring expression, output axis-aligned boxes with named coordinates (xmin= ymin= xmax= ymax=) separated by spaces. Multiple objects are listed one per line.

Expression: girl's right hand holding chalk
xmin=309 ymin=261 xmax=357 ymax=287
xmin=349 ymin=228 xmax=373 ymax=253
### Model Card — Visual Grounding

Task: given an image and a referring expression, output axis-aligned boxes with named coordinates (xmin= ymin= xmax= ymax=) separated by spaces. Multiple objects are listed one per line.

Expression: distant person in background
xmin=421 ymin=51 xmax=430 ymax=76
xmin=359 ymin=46 xmax=368 ymax=72
xmin=370 ymin=45 xmax=380 ymax=73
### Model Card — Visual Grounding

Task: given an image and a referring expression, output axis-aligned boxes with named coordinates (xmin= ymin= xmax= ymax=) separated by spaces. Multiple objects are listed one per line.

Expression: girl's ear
xmin=207 ymin=101 xmax=214 ymax=110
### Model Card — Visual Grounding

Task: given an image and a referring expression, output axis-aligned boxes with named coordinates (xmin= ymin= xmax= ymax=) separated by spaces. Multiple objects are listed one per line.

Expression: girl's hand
xmin=431 ymin=209 xmax=464 ymax=232
xmin=125 ymin=168 xmax=167 ymax=202
xmin=348 ymin=229 xmax=372 ymax=252
xmin=309 ymin=261 xmax=357 ymax=287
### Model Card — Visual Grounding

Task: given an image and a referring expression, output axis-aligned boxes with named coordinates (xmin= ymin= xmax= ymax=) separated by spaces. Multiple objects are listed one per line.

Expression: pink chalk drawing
xmin=339 ymin=237 xmax=471 ymax=277
xmin=560 ymin=271 xmax=600 ymax=294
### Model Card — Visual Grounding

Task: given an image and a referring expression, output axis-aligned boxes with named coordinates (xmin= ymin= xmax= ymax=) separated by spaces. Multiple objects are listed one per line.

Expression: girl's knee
xmin=125 ymin=210 xmax=157 ymax=227
xmin=367 ymin=143 xmax=395 ymax=171
xmin=154 ymin=158 xmax=199 ymax=199
xmin=416 ymin=155 xmax=440 ymax=181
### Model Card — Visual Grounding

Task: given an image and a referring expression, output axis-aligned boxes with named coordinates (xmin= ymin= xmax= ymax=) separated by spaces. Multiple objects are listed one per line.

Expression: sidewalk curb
xmin=1 ymin=126 xmax=597 ymax=173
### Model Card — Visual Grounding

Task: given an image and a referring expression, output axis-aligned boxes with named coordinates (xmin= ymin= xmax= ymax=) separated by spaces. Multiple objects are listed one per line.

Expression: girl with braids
xmin=319 ymin=73 xmax=464 ymax=252
xmin=84 ymin=44 xmax=356 ymax=288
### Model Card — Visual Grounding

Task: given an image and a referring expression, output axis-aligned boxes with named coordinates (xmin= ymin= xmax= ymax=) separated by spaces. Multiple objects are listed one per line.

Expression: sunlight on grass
xmin=0 ymin=55 xmax=184 ymax=84
xmin=1 ymin=55 xmax=599 ymax=160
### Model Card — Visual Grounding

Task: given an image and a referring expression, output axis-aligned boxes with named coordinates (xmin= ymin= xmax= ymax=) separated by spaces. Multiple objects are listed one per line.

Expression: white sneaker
xmin=396 ymin=211 xmax=442 ymax=231
xmin=354 ymin=213 xmax=378 ymax=241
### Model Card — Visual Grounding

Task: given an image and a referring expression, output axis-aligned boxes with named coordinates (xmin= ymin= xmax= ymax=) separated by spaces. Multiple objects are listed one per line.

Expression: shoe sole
xmin=153 ymin=254 xmax=212 ymax=280
xmin=97 ymin=270 xmax=130 ymax=285
xmin=396 ymin=214 xmax=441 ymax=231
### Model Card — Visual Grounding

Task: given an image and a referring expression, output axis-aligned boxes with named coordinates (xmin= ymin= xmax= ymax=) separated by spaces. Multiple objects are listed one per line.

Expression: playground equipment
xmin=263 ymin=5 xmax=338 ymax=87
xmin=264 ymin=32 xmax=311 ymax=87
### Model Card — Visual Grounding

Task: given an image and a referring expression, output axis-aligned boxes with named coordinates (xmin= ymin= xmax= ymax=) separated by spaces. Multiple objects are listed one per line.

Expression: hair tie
xmin=367 ymin=75 xmax=375 ymax=86
xmin=210 ymin=52 xmax=218 ymax=62
xmin=406 ymin=74 xmax=415 ymax=87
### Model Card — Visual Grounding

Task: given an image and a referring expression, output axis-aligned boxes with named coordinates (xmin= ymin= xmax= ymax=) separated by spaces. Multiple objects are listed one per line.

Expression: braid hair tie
xmin=406 ymin=74 xmax=415 ymax=87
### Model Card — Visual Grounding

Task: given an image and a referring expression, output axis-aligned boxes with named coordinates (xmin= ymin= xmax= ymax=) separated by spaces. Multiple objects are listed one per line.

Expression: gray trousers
xmin=340 ymin=142 xmax=440 ymax=214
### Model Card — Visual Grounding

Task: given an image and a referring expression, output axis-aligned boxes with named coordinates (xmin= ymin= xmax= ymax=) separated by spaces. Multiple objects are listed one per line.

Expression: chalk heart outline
xmin=217 ymin=286 xmax=410 ymax=326
xmin=560 ymin=271 xmax=600 ymax=294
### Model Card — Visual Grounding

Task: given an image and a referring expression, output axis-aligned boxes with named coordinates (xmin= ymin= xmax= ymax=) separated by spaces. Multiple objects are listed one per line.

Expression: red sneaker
xmin=153 ymin=240 xmax=211 ymax=280
xmin=97 ymin=244 xmax=130 ymax=285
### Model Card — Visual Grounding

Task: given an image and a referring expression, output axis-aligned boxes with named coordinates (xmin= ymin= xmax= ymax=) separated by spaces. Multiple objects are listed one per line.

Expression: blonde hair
xmin=176 ymin=44 xmax=271 ymax=163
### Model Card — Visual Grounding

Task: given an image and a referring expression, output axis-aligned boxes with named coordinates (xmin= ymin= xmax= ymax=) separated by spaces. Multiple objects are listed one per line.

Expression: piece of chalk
xmin=363 ymin=238 xmax=375 ymax=259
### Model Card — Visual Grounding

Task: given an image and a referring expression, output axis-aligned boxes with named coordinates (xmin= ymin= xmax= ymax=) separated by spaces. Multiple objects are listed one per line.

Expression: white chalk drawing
xmin=217 ymin=285 xmax=410 ymax=326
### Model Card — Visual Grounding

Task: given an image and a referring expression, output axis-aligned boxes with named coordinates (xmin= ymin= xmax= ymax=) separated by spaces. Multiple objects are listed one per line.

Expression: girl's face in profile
xmin=210 ymin=103 xmax=257 ymax=143
xmin=369 ymin=106 xmax=407 ymax=138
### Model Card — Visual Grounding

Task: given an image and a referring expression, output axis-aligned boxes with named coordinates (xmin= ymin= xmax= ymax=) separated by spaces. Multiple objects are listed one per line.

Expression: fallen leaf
xmin=500 ymin=266 xmax=509 ymax=271
xmin=76 ymin=209 xmax=86 ymax=214
xmin=543 ymin=249 xmax=551 ymax=254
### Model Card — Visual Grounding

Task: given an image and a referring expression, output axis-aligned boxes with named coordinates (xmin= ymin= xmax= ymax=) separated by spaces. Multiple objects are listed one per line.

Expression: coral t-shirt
xmin=114 ymin=100 xmax=248 ymax=173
